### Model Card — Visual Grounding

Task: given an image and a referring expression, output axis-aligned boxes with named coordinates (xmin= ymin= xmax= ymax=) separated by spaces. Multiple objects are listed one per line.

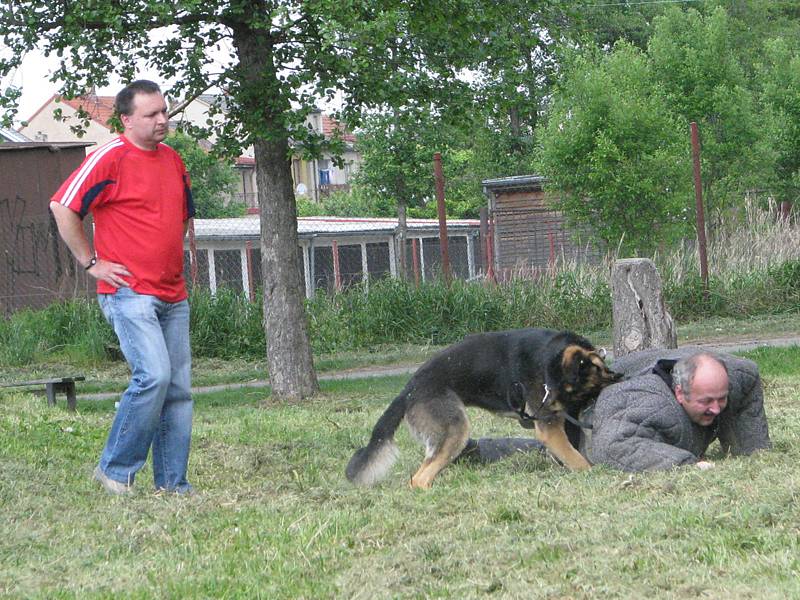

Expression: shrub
xmin=1 ymin=197 xmax=797 ymax=366
xmin=0 ymin=299 xmax=112 ymax=366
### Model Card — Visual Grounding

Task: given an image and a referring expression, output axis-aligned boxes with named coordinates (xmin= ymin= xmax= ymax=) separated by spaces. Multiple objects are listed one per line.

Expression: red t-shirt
xmin=51 ymin=135 xmax=195 ymax=302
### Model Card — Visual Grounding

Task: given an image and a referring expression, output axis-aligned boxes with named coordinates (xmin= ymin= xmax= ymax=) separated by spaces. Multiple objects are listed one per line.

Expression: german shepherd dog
xmin=346 ymin=328 xmax=621 ymax=488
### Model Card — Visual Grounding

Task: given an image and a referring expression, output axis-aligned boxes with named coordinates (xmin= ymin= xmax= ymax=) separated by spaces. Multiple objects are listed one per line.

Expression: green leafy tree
xmin=647 ymin=6 xmax=764 ymax=221
xmin=564 ymin=0 xmax=665 ymax=51
xmin=0 ymin=1 xmax=485 ymax=400
xmin=166 ymin=132 xmax=245 ymax=219
xmin=700 ymin=0 xmax=800 ymax=84
xmin=537 ymin=43 xmax=690 ymax=253
xmin=295 ymin=188 xmax=393 ymax=218
xmin=466 ymin=0 xmax=567 ymax=149
xmin=354 ymin=109 xmax=442 ymax=219
xmin=758 ymin=37 xmax=800 ymax=208
xmin=353 ymin=107 xmax=487 ymax=216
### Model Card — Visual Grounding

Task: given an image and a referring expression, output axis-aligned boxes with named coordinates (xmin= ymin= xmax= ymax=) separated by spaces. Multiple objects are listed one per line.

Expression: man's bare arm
xmin=49 ymin=201 xmax=132 ymax=288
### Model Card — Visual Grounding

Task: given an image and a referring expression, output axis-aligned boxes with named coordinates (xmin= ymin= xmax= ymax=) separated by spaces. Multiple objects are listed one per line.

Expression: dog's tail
xmin=346 ymin=393 xmax=407 ymax=486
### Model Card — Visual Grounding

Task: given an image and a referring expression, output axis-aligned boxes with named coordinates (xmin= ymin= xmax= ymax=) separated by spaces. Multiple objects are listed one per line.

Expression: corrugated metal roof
xmin=0 ymin=141 xmax=94 ymax=151
xmin=482 ymin=175 xmax=546 ymax=191
xmin=0 ymin=127 xmax=32 ymax=143
xmin=193 ymin=215 xmax=480 ymax=241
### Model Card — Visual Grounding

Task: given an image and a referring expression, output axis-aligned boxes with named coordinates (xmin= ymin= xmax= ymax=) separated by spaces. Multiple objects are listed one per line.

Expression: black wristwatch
xmin=85 ymin=256 xmax=98 ymax=271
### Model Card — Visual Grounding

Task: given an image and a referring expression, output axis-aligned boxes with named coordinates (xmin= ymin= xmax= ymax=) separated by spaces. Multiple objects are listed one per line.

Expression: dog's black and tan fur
xmin=346 ymin=328 xmax=621 ymax=488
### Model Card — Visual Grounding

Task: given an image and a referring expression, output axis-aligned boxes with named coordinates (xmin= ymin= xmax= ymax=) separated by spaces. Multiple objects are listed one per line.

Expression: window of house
xmin=318 ymin=158 xmax=331 ymax=185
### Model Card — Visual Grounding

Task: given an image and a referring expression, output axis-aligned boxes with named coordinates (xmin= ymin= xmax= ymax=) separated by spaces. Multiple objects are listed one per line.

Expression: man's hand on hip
xmin=88 ymin=259 xmax=132 ymax=288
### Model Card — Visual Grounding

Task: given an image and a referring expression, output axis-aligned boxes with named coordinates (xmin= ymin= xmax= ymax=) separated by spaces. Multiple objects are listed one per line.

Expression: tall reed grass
xmin=0 ymin=299 xmax=113 ymax=365
xmin=658 ymin=200 xmax=800 ymax=320
xmin=0 ymin=202 xmax=796 ymax=365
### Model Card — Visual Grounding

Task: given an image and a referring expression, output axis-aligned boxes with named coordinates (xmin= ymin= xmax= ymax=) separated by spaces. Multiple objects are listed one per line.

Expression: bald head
xmin=673 ymin=352 xmax=729 ymax=426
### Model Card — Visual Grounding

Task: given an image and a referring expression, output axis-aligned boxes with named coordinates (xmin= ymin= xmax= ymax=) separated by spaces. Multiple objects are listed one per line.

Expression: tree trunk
xmin=255 ymin=137 xmax=319 ymax=400
xmin=233 ymin=22 xmax=318 ymax=401
xmin=611 ymin=258 xmax=677 ymax=358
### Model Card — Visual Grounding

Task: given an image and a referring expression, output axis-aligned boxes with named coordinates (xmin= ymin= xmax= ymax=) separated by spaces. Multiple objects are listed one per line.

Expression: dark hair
xmin=672 ymin=352 xmax=729 ymax=400
xmin=115 ymin=80 xmax=162 ymax=116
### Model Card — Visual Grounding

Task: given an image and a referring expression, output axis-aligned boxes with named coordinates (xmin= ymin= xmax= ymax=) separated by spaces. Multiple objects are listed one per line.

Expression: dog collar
xmin=511 ymin=382 xmax=592 ymax=429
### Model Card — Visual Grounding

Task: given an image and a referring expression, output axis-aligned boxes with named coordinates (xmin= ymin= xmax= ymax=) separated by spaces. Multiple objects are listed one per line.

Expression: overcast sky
xmin=5 ymin=51 xmax=100 ymax=124
xmin=4 ymin=39 xmax=342 ymax=128
xmin=3 ymin=45 xmax=173 ymax=126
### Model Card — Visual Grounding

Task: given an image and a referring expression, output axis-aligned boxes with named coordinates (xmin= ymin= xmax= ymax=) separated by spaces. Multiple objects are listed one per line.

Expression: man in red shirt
xmin=50 ymin=80 xmax=196 ymax=495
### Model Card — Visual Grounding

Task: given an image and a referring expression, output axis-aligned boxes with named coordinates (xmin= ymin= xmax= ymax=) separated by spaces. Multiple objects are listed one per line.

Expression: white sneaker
xmin=93 ymin=466 xmax=132 ymax=495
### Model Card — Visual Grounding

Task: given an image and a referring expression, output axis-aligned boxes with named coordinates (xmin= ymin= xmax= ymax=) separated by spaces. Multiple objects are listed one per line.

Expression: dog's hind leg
xmin=535 ymin=418 xmax=591 ymax=471
xmin=410 ymin=424 xmax=469 ymax=489
xmin=406 ymin=393 xmax=470 ymax=489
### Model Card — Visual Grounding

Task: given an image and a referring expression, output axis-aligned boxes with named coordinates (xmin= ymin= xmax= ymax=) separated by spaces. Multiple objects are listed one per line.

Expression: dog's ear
xmin=560 ymin=345 xmax=587 ymax=385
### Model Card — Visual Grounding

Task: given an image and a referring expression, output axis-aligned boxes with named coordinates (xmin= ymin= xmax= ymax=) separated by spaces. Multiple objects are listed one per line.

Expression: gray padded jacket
xmin=586 ymin=346 xmax=771 ymax=472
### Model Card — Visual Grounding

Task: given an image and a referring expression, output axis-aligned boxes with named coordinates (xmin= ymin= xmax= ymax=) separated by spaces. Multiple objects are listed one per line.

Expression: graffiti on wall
xmin=1 ymin=194 xmax=67 ymax=309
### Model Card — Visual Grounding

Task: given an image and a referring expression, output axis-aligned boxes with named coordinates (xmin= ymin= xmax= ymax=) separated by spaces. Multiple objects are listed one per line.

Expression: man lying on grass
xmin=584 ymin=348 xmax=771 ymax=472
xmin=467 ymin=347 xmax=770 ymax=472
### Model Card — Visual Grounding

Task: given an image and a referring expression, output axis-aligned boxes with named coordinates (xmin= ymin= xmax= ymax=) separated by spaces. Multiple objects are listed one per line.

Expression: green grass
xmin=1 ymin=347 xmax=799 ymax=598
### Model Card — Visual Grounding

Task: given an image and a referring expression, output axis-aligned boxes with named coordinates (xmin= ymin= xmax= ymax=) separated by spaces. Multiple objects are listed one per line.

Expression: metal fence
xmin=2 ymin=194 xmax=606 ymax=314
xmin=185 ymin=215 xmax=483 ymax=300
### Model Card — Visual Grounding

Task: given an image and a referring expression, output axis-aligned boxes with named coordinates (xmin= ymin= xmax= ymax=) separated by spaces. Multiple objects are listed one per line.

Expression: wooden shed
xmin=0 ymin=142 xmax=94 ymax=314
xmin=482 ymin=175 xmax=601 ymax=278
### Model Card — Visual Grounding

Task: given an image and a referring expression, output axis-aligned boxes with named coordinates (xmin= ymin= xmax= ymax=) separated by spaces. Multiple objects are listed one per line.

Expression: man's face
xmin=121 ymin=92 xmax=169 ymax=150
xmin=675 ymin=359 xmax=729 ymax=426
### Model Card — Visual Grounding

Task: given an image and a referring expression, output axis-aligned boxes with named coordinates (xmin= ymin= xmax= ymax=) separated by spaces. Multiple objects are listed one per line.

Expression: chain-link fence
xmin=0 ymin=146 xmax=617 ymax=315
xmin=186 ymin=216 xmax=484 ymax=299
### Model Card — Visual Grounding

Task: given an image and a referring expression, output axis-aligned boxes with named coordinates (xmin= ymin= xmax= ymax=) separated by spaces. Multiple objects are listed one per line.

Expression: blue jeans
xmin=98 ymin=287 xmax=193 ymax=492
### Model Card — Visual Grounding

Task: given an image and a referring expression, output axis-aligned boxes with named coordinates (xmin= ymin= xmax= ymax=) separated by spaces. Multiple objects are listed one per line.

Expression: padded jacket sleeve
xmin=589 ymin=375 xmax=705 ymax=472
xmin=716 ymin=357 xmax=771 ymax=455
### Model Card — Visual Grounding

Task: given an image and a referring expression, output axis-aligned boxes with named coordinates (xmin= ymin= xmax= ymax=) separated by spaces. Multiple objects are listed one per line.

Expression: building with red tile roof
xmin=18 ymin=92 xmax=361 ymax=208
xmin=19 ymin=93 xmax=118 ymax=147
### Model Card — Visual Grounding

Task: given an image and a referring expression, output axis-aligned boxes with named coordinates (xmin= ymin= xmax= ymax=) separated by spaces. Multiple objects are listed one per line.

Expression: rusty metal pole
xmin=332 ymin=239 xmax=342 ymax=292
xmin=690 ymin=122 xmax=709 ymax=302
xmin=245 ymin=240 xmax=255 ymax=302
xmin=188 ymin=219 xmax=198 ymax=290
xmin=433 ymin=152 xmax=451 ymax=282
xmin=411 ymin=238 xmax=420 ymax=286
xmin=486 ymin=213 xmax=496 ymax=284
xmin=479 ymin=207 xmax=489 ymax=275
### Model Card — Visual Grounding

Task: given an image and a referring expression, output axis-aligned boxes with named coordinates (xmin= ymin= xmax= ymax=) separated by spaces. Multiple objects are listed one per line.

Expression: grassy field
xmin=1 ymin=345 xmax=799 ymax=599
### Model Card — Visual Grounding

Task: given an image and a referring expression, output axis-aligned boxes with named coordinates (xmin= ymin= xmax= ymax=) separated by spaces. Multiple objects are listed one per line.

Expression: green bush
xmin=190 ymin=287 xmax=265 ymax=359
xmin=765 ymin=259 xmax=800 ymax=310
xmin=0 ymin=257 xmax=797 ymax=367
xmin=304 ymin=274 xmax=612 ymax=354
xmin=0 ymin=299 xmax=112 ymax=366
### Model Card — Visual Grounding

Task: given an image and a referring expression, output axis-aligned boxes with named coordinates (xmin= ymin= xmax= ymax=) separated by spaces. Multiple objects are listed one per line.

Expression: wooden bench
xmin=0 ymin=376 xmax=85 ymax=411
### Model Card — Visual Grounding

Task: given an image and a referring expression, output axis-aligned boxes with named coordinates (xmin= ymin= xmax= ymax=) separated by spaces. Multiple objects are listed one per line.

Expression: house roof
xmin=192 ymin=215 xmax=480 ymax=242
xmin=62 ymin=95 xmax=116 ymax=130
xmin=23 ymin=94 xmax=116 ymax=131
xmin=196 ymin=94 xmax=232 ymax=112
xmin=0 ymin=141 xmax=94 ymax=152
xmin=320 ymin=114 xmax=356 ymax=143
xmin=482 ymin=175 xmax=546 ymax=192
